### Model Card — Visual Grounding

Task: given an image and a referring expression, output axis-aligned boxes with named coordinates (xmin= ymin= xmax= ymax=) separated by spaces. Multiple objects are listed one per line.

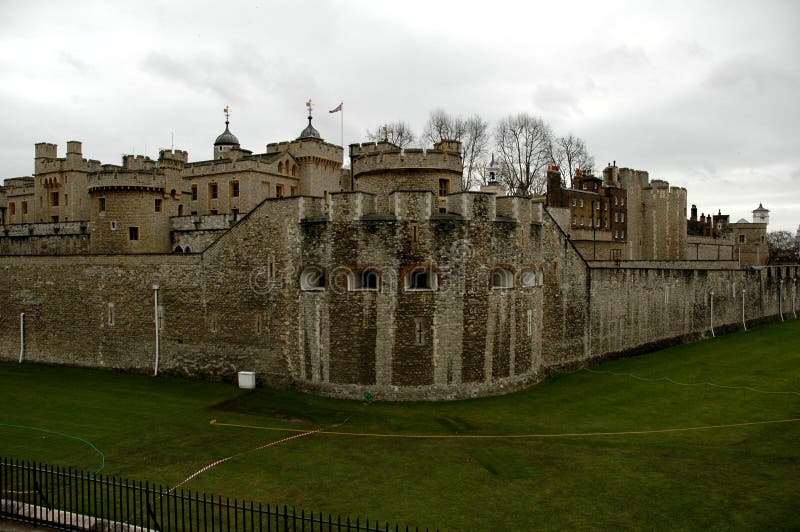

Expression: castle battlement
xmin=34 ymin=141 xmax=102 ymax=174
xmin=87 ymin=171 xmax=165 ymax=192
xmin=267 ymin=139 xmax=343 ymax=163
xmin=350 ymin=141 xmax=462 ymax=176
xmin=159 ymin=149 xmax=189 ymax=164
xmin=329 ymin=191 xmax=377 ymax=221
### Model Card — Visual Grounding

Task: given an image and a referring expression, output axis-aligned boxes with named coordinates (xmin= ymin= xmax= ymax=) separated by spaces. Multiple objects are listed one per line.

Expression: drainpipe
xmin=153 ymin=283 xmax=160 ymax=376
xmin=741 ymin=288 xmax=747 ymax=331
xmin=709 ymin=288 xmax=715 ymax=337
xmin=19 ymin=313 xmax=25 ymax=363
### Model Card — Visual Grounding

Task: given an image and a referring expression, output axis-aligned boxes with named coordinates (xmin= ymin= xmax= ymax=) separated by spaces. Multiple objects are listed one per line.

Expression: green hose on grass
xmin=0 ymin=422 xmax=105 ymax=474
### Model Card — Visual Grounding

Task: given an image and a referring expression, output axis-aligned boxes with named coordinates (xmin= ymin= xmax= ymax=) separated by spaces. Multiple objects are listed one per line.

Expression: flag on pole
xmin=329 ymin=102 xmax=343 ymax=113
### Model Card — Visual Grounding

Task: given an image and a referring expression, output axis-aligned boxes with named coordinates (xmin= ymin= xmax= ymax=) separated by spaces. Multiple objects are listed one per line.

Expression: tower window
xmin=231 ymin=181 xmax=240 ymax=198
xmin=209 ymin=183 xmax=218 ymax=199
xmin=191 ymin=185 xmax=198 ymax=201
xmin=414 ymin=318 xmax=425 ymax=346
xmin=99 ymin=198 xmax=106 ymax=212
xmin=154 ymin=199 xmax=162 ymax=212
xmin=276 ymin=184 xmax=284 ymax=198
xmin=300 ymin=266 xmax=326 ymax=291
xmin=438 ymin=179 xmax=450 ymax=197
xmin=348 ymin=268 xmax=380 ymax=291
xmin=129 ymin=226 xmax=139 ymax=241
xmin=739 ymin=234 xmax=746 ymax=244
xmin=22 ymin=202 xmax=27 ymax=215
xmin=51 ymin=192 xmax=59 ymax=206
xmin=404 ymin=266 xmax=438 ymax=291
xmin=491 ymin=267 xmax=514 ymax=289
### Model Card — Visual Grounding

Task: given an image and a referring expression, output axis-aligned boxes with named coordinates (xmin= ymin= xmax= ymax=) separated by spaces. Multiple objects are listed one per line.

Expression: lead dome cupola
xmin=214 ymin=106 xmax=240 ymax=147
xmin=297 ymin=99 xmax=322 ymax=140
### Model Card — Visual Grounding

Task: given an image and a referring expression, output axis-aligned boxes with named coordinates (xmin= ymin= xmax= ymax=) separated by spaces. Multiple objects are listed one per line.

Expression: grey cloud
xmin=706 ymin=55 xmax=799 ymax=91
xmin=593 ymin=45 xmax=650 ymax=72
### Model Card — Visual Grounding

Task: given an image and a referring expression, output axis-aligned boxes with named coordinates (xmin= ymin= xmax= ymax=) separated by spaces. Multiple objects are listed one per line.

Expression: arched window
xmin=491 ymin=267 xmax=514 ymax=289
xmin=278 ymin=161 xmax=283 ymax=174
xmin=348 ymin=268 xmax=380 ymax=292
xmin=178 ymin=205 xmax=184 ymax=216
xmin=404 ymin=265 xmax=438 ymax=291
xmin=300 ymin=266 xmax=326 ymax=291
xmin=174 ymin=245 xmax=183 ymax=253
xmin=170 ymin=189 xmax=177 ymax=200
xmin=184 ymin=246 xmax=191 ymax=253
xmin=291 ymin=165 xmax=297 ymax=177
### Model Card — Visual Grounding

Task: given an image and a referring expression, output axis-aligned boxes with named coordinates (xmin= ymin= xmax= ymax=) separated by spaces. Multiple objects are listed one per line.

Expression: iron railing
xmin=0 ymin=458 xmax=438 ymax=531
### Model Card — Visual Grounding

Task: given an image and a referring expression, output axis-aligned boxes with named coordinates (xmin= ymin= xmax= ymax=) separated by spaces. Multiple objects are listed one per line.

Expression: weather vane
xmin=224 ymin=105 xmax=230 ymax=124
xmin=305 ymin=99 xmax=313 ymax=117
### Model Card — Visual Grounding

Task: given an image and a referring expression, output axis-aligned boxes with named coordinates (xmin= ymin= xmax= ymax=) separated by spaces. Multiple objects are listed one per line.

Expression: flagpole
xmin=340 ymin=99 xmax=344 ymax=148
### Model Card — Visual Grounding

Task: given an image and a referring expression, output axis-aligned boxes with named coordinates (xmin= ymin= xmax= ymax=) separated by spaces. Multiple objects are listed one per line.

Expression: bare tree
xmin=461 ymin=115 xmax=489 ymax=191
xmin=767 ymin=230 xmax=797 ymax=264
xmin=366 ymin=121 xmax=416 ymax=148
xmin=422 ymin=109 xmax=489 ymax=190
xmin=494 ymin=113 xmax=553 ymax=196
xmin=548 ymin=133 xmax=595 ymax=188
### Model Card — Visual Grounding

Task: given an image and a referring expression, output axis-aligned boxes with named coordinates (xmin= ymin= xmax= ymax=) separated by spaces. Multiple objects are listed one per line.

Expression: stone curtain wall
xmin=0 ymin=192 xmax=795 ymax=401
xmin=0 ymin=254 xmax=202 ymax=374
xmin=587 ymin=264 xmax=797 ymax=358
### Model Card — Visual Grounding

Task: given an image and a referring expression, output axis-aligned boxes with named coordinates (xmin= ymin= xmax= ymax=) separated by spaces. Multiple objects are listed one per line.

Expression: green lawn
xmin=2 ymin=319 xmax=799 ymax=530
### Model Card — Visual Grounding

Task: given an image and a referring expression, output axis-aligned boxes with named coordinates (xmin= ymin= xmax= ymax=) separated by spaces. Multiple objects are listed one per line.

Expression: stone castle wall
xmin=0 ymin=193 xmax=794 ymax=401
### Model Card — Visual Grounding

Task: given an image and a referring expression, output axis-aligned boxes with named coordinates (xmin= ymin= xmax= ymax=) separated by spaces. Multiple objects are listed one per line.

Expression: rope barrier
xmin=169 ymin=416 xmax=351 ymax=493
xmin=209 ymin=417 xmax=800 ymax=439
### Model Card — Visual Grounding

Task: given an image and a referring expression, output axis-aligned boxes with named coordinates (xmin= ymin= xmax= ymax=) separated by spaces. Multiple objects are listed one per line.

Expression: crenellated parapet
xmin=350 ymin=140 xmax=462 ymax=176
xmin=329 ymin=192 xmax=378 ymax=221
xmin=87 ymin=170 xmax=166 ymax=193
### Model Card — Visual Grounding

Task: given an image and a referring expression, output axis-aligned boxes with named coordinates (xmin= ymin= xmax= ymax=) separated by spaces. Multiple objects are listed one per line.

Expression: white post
xmin=779 ymin=279 xmax=784 ymax=322
xmin=793 ymin=277 xmax=797 ymax=319
xmin=19 ymin=313 xmax=25 ymax=363
xmin=153 ymin=283 xmax=160 ymax=376
xmin=709 ymin=288 xmax=715 ymax=337
xmin=741 ymin=288 xmax=747 ymax=331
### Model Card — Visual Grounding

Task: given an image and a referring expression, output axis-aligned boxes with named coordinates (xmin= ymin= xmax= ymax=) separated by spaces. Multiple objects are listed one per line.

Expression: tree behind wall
xmin=767 ymin=230 xmax=797 ymax=264
xmin=494 ymin=113 xmax=552 ymax=196
xmin=548 ymin=133 xmax=595 ymax=188
xmin=422 ymin=109 xmax=489 ymax=191
xmin=365 ymin=121 xmax=416 ymax=148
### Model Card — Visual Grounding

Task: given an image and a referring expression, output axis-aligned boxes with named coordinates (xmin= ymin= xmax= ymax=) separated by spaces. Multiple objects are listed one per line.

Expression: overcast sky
xmin=1 ymin=0 xmax=797 ymax=231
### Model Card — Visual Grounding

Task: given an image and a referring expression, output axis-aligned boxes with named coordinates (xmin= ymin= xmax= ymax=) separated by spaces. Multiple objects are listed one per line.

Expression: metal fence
xmin=0 ymin=458 xmax=438 ymax=531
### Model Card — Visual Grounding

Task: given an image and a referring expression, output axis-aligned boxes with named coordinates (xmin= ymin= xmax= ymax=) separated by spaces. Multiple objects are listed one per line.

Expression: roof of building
xmin=753 ymin=203 xmax=769 ymax=213
xmin=214 ymin=121 xmax=240 ymax=146
xmin=298 ymin=116 xmax=321 ymax=140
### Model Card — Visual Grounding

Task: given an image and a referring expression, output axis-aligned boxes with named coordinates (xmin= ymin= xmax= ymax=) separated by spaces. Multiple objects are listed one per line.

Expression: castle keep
xmin=0 ymin=110 xmax=795 ymax=400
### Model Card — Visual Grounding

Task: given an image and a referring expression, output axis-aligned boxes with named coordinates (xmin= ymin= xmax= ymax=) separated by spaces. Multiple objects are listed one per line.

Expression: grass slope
xmin=1 ymin=319 xmax=799 ymax=530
